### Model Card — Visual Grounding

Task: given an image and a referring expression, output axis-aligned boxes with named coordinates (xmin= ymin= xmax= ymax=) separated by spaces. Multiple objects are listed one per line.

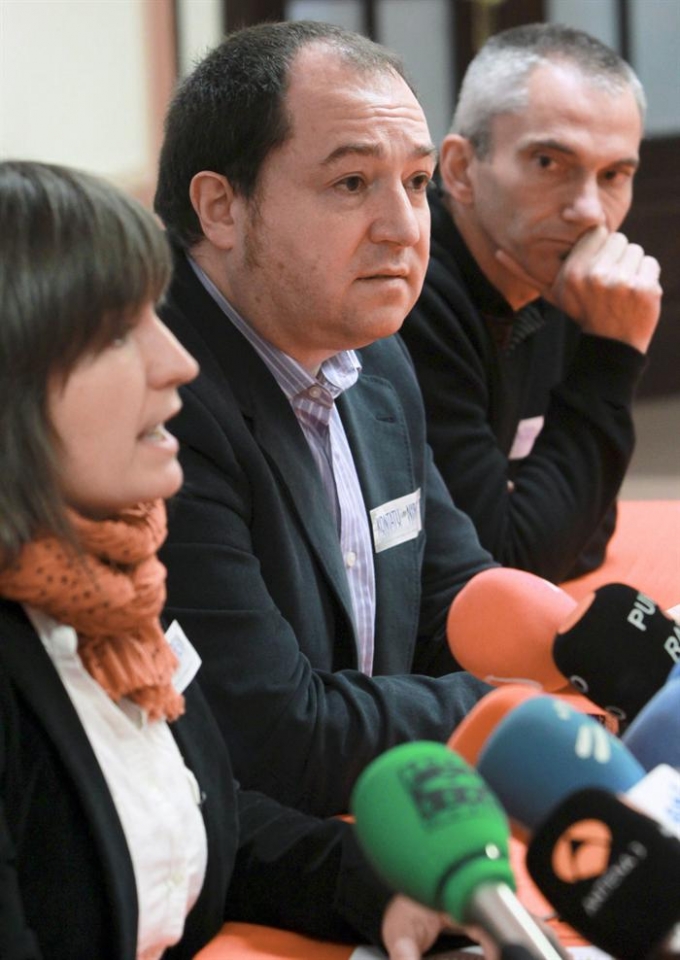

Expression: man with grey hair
xmin=401 ymin=23 xmax=662 ymax=583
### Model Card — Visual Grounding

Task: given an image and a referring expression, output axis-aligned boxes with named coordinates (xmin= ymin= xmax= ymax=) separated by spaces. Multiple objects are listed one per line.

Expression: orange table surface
xmin=561 ymin=499 xmax=679 ymax=611
xmin=195 ymin=837 xmax=585 ymax=959
xmin=196 ymin=500 xmax=679 ymax=959
xmin=194 ymin=923 xmax=353 ymax=960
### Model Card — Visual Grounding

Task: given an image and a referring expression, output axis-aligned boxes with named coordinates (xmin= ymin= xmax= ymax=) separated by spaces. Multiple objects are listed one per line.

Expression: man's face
xmin=222 ymin=45 xmax=436 ymax=372
xmin=447 ymin=61 xmax=642 ymax=300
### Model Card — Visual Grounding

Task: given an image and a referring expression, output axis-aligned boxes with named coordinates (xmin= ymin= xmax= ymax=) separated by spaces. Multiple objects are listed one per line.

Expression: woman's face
xmin=49 ymin=303 xmax=198 ymax=519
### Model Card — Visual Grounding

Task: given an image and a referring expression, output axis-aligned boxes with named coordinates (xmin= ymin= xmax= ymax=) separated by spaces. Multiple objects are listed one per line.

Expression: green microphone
xmin=351 ymin=741 xmax=568 ymax=959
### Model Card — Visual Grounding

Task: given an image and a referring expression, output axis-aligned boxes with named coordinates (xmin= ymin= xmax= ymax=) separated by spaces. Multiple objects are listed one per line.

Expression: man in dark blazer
xmin=154 ymin=21 xmax=496 ymax=818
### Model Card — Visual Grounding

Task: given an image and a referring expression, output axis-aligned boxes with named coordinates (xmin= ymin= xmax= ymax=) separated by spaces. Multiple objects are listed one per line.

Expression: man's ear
xmin=189 ymin=171 xmax=240 ymax=249
xmin=438 ymin=135 xmax=476 ymax=205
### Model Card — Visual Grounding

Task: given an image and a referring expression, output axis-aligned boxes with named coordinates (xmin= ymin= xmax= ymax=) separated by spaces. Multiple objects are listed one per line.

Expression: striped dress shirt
xmin=188 ymin=259 xmax=376 ymax=675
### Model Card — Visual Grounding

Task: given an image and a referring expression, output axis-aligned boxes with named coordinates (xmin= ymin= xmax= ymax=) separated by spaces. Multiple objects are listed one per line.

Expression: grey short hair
xmin=451 ymin=23 xmax=646 ymax=157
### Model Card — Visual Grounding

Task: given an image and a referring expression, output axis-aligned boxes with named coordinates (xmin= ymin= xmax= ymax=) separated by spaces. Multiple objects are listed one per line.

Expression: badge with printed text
xmin=165 ymin=620 xmax=202 ymax=693
xmin=370 ymin=489 xmax=422 ymax=554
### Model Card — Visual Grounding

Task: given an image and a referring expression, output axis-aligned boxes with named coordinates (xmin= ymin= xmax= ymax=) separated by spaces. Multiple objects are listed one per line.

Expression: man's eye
xmin=409 ymin=173 xmax=432 ymax=192
xmin=602 ymin=168 xmax=632 ymax=186
xmin=536 ymin=154 xmax=555 ymax=170
xmin=338 ymin=176 xmax=364 ymax=193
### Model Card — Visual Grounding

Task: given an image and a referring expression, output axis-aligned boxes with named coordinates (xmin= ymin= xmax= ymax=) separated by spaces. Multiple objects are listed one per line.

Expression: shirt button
xmin=309 ymin=386 xmax=322 ymax=399
xmin=345 ymin=551 xmax=357 ymax=568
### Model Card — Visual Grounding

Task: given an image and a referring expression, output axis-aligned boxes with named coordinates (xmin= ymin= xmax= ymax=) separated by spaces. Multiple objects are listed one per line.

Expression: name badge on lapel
xmin=165 ymin=620 xmax=202 ymax=693
xmin=370 ymin=489 xmax=422 ymax=554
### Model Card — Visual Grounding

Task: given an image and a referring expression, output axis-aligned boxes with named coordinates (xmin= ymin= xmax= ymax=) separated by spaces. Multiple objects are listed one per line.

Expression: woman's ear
xmin=438 ymin=135 xmax=476 ymax=205
xmin=189 ymin=172 xmax=239 ymax=249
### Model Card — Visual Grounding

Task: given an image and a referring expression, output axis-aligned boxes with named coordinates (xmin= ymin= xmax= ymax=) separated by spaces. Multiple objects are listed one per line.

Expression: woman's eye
xmin=110 ymin=327 xmax=132 ymax=348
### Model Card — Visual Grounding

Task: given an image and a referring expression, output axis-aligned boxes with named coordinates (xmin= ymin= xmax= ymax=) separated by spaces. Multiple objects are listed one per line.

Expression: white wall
xmin=548 ymin=0 xmax=680 ymax=136
xmin=287 ymin=0 xmax=680 ymax=142
xmin=176 ymin=0 xmax=223 ymax=76
xmin=2 ymin=0 xmax=676 ymax=192
xmin=0 ymin=0 xmax=155 ymax=186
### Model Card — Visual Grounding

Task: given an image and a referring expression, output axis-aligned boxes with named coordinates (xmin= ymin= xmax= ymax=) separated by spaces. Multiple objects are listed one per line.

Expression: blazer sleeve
xmin=227 ymin=789 xmax=389 ymax=944
xmin=227 ymin=787 xmax=474 ymax=953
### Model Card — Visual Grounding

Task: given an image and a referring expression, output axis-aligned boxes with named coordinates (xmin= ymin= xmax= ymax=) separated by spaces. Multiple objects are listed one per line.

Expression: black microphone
xmin=553 ymin=583 xmax=680 ymax=722
xmin=525 ymin=787 xmax=680 ymax=959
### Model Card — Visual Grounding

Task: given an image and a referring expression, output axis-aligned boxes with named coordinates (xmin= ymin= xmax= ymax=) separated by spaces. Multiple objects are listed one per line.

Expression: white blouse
xmin=25 ymin=605 xmax=209 ymax=960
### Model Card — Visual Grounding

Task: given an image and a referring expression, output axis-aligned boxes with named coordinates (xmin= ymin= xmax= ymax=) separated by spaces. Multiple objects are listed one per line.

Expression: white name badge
xmin=165 ymin=620 xmax=202 ymax=694
xmin=370 ymin=489 xmax=422 ymax=554
xmin=508 ymin=415 xmax=544 ymax=461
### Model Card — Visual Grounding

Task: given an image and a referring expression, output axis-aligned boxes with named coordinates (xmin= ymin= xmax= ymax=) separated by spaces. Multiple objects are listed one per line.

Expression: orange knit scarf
xmin=0 ymin=500 xmax=184 ymax=722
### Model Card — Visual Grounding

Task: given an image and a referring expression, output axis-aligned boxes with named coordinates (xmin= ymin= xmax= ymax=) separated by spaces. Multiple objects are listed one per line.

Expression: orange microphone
xmin=447 ymin=569 xmax=617 ymax=742
xmin=447 ymin=568 xmax=576 ymax=692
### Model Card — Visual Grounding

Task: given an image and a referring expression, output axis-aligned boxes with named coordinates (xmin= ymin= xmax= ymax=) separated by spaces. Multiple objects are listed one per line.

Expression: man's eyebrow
xmin=522 ymin=137 xmax=639 ymax=168
xmin=321 ymin=141 xmax=438 ymax=166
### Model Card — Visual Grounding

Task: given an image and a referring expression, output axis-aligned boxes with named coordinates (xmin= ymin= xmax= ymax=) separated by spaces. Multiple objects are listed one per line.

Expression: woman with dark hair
xmin=0 ymin=160 xmax=492 ymax=959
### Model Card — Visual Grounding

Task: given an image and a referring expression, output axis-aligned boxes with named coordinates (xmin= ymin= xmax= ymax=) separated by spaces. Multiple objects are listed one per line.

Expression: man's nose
xmin=562 ymin=177 xmax=607 ymax=229
xmin=369 ymin=184 xmax=422 ymax=246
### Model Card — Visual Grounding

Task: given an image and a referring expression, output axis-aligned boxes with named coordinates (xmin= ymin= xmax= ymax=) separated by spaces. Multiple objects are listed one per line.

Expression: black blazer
xmin=159 ymin=251 xmax=495 ymax=816
xmin=0 ymin=600 xmax=391 ymax=958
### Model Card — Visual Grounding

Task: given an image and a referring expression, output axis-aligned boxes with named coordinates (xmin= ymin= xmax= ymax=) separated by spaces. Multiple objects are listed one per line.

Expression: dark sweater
xmin=400 ymin=187 xmax=646 ymax=582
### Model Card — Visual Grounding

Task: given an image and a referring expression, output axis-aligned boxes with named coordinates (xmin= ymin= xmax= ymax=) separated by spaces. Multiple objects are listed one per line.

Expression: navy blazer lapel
xmin=0 ymin=602 xmax=138 ymax=957
xmin=338 ymin=362 xmax=423 ymax=674
xmin=338 ymin=369 xmax=418 ymax=514
xmin=168 ymin=254 xmax=356 ymax=624
xmin=248 ymin=400 xmax=356 ymax=617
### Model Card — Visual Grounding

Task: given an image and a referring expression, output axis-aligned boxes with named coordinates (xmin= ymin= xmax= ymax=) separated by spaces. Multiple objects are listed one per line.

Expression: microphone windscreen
xmin=525 ymin=787 xmax=680 ymax=960
xmin=447 ymin=568 xmax=575 ymax=691
xmin=622 ymin=677 xmax=680 ymax=772
xmin=350 ymin=740 xmax=514 ymax=922
xmin=477 ymin=696 xmax=644 ymax=831
xmin=553 ymin=583 xmax=680 ymax=721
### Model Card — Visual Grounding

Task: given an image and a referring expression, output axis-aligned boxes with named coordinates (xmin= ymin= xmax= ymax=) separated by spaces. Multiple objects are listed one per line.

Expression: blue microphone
xmin=476 ymin=696 xmax=645 ymax=831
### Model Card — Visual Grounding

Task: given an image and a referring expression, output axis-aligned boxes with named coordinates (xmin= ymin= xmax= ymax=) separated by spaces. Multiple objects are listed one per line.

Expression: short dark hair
xmin=0 ymin=160 xmax=172 ymax=564
xmin=452 ymin=22 xmax=645 ymax=157
xmin=154 ymin=19 xmax=413 ymax=249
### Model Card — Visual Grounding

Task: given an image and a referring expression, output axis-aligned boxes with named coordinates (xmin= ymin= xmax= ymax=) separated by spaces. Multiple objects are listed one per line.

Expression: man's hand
xmin=496 ymin=225 xmax=662 ymax=354
xmin=381 ymin=894 xmax=500 ymax=959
